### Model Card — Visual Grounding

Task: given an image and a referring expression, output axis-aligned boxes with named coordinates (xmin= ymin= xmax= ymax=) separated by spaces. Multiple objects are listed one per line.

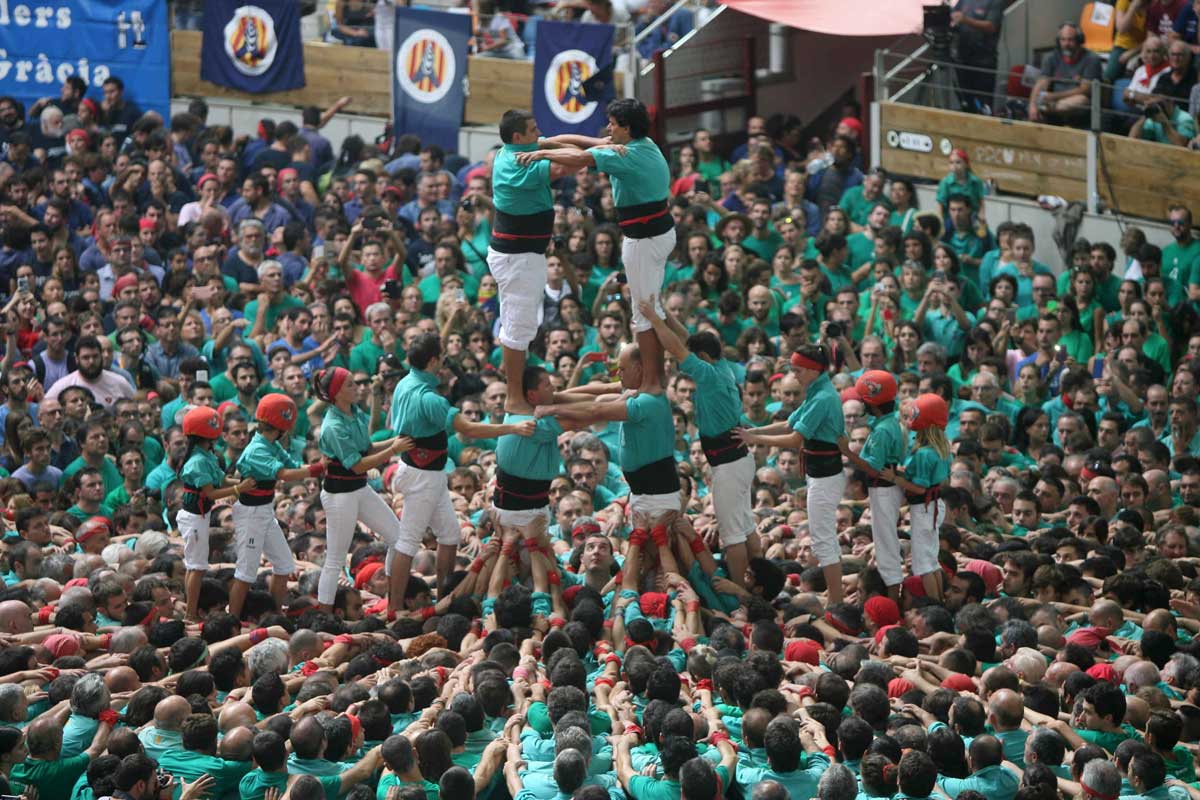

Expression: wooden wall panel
xmin=879 ymin=102 xmax=1089 ymax=203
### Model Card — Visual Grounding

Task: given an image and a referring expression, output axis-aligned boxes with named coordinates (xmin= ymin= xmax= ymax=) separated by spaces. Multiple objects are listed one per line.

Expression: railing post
xmin=875 ymin=49 xmax=887 ymax=102
xmin=625 ymin=23 xmax=637 ymax=99
xmin=1086 ymin=133 xmax=1099 ymax=215
xmin=653 ymin=50 xmax=666 ymax=147
xmin=870 ymin=100 xmax=882 ymax=171
xmin=1090 ymin=80 xmax=1102 ymax=132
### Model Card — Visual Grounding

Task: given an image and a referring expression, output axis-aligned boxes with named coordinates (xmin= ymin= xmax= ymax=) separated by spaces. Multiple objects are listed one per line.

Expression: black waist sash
xmin=625 ymin=456 xmax=681 ymax=495
xmin=870 ymin=466 xmax=896 ymax=489
xmin=491 ymin=209 xmax=554 ymax=254
xmin=494 ymin=469 xmax=551 ymax=511
xmin=905 ymin=486 xmax=941 ymax=507
xmin=616 ymin=198 xmax=673 ymax=239
xmin=324 ymin=451 xmax=369 ymax=493
xmin=803 ymin=439 xmax=842 ymax=479
xmin=401 ymin=431 xmax=449 ymax=472
xmin=700 ymin=429 xmax=749 ymax=468
xmin=181 ymin=486 xmax=213 ymax=515
xmin=241 ymin=479 xmax=276 ymax=506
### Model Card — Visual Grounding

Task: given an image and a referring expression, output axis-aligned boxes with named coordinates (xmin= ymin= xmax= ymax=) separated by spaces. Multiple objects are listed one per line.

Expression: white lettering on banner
xmin=117 ymin=10 xmax=147 ymax=50
xmin=0 ymin=50 xmax=109 ymax=84
xmin=0 ymin=1 xmax=72 ymax=28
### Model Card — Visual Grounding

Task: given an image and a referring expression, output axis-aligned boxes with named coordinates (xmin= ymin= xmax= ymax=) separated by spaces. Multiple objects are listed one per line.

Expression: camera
xmin=694 ymin=179 xmax=710 ymax=194
xmin=1144 ymin=103 xmax=1163 ymax=118
xmin=382 ymin=279 xmax=403 ymax=299
xmin=363 ymin=217 xmax=382 ymax=230
xmin=826 ymin=321 xmax=843 ymax=339
xmin=922 ymin=3 xmax=954 ymax=59
xmin=615 ymin=272 xmax=628 ymax=285
xmin=460 ymin=198 xmax=474 ymax=212
xmin=552 ymin=235 xmax=567 ymax=250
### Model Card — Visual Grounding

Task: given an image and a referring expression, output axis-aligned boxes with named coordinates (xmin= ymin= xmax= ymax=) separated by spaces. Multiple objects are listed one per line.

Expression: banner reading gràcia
xmin=0 ymin=0 xmax=169 ymax=119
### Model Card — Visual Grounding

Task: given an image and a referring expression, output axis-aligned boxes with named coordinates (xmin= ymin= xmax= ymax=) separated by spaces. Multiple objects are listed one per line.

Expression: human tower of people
xmin=21 ymin=92 xmax=1198 ymax=800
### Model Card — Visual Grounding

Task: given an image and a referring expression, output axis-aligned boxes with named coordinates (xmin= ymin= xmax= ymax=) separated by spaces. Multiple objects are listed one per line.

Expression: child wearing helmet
xmin=881 ymin=394 xmax=951 ymax=602
xmin=839 ymin=370 xmax=906 ymax=602
xmin=228 ymin=393 xmax=326 ymax=619
xmin=179 ymin=405 xmax=255 ymax=621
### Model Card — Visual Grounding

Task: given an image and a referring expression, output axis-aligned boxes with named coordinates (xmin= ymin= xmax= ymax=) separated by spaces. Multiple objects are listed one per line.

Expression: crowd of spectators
xmin=1 ymin=46 xmax=1200 ymax=800
xmin=947 ymin=0 xmax=1200 ymax=145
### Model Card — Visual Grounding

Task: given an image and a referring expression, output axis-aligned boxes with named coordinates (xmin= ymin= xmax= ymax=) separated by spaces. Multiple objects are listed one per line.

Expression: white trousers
xmin=487 ymin=248 xmax=546 ymax=351
xmin=391 ymin=462 xmax=461 ymax=556
xmin=909 ymin=498 xmax=944 ymax=576
xmin=629 ymin=492 xmax=682 ymax=518
xmin=806 ymin=472 xmax=847 ymax=568
xmin=319 ymin=486 xmax=402 ymax=604
xmin=177 ymin=510 xmax=210 ymax=572
xmin=231 ymin=501 xmax=297 ymax=584
xmin=493 ymin=506 xmax=550 ymax=529
xmin=867 ymin=485 xmax=905 ymax=587
xmin=622 ymin=229 xmax=675 ymax=332
xmin=711 ymin=453 xmax=755 ymax=547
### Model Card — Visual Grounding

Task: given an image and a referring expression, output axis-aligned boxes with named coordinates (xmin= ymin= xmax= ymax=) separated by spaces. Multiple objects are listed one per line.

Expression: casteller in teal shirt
xmin=496 ymin=414 xmax=564 ymax=481
xmin=903 ymin=446 xmax=950 ymax=490
xmin=619 ymin=392 xmax=676 ymax=474
xmin=237 ymin=430 xmax=300 ymax=483
xmin=492 ymin=141 xmax=554 ymax=216
xmin=679 ymin=352 xmax=742 ymax=436
xmin=858 ymin=413 xmax=906 ymax=473
xmin=387 ymin=367 xmax=457 ymax=438
xmin=590 ymin=139 xmax=670 ymax=209
xmin=787 ymin=373 xmax=845 ymax=445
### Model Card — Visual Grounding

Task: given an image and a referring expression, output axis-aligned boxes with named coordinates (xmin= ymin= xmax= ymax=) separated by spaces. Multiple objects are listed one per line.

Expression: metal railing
xmin=871 ymin=44 xmax=1200 ymax=220
xmin=875 ymin=46 xmax=1178 ymax=137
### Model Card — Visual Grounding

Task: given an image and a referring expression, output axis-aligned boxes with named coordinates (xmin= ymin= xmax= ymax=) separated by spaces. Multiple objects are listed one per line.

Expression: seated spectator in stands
xmin=636 ymin=0 xmax=694 ymax=59
xmin=1156 ymin=38 xmax=1199 ymax=102
xmin=1129 ymin=94 xmax=1196 ymax=145
xmin=476 ymin=0 xmax=526 ymax=59
xmin=1124 ymin=35 xmax=1172 ymax=109
xmin=1030 ymin=23 xmax=1102 ymax=127
xmin=330 ymin=0 xmax=376 ymax=47
xmin=1173 ymin=0 xmax=1200 ymax=49
xmin=1107 ymin=0 xmax=1150 ymax=84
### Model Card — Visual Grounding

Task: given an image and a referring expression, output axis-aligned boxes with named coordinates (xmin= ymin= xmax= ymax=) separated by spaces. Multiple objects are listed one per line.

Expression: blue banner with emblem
xmin=0 ymin=0 xmax=169 ymax=119
xmin=532 ymin=20 xmax=615 ymax=137
xmin=392 ymin=8 xmax=470 ymax=152
xmin=200 ymin=0 xmax=305 ymax=93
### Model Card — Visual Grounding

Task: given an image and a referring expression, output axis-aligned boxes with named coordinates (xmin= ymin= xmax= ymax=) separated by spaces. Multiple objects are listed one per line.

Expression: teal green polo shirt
xmin=679 ymin=353 xmax=741 ymax=437
xmin=787 ymin=373 xmax=845 ymax=443
xmin=619 ymin=392 xmax=675 ymax=473
xmin=496 ymin=414 xmax=563 ymax=481
xmin=860 ymin=413 xmax=905 ymax=472
xmin=591 ymin=139 xmax=670 ymax=208
xmin=387 ymin=367 xmax=457 ymax=437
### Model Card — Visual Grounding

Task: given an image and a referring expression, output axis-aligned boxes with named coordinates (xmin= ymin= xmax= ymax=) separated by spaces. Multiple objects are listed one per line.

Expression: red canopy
xmin=718 ymin=0 xmax=927 ymax=36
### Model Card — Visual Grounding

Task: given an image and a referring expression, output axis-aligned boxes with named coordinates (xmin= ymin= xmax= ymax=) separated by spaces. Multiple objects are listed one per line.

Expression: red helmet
xmin=854 ymin=370 xmax=898 ymax=407
xmin=257 ymin=393 xmax=298 ymax=432
xmin=906 ymin=393 xmax=949 ymax=431
xmin=182 ymin=406 xmax=222 ymax=439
